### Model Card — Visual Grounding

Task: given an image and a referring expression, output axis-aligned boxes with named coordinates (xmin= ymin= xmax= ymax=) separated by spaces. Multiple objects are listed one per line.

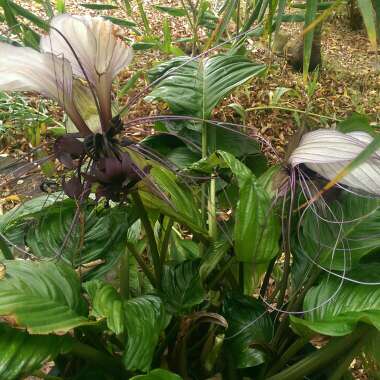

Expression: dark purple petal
xmin=63 ymin=176 xmax=87 ymax=200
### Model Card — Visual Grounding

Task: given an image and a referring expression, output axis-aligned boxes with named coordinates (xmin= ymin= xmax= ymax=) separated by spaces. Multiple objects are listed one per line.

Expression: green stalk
xmin=267 ymin=337 xmax=308 ymax=376
xmin=0 ymin=233 xmax=14 ymax=260
xmin=70 ymin=340 xmax=128 ymax=378
xmin=119 ymin=247 xmax=130 ymax=299
xmin=267 ymin=326 xmax=369 ymax=380
xmin=126 ymin=242 xmax=157 ymax=289
xmin=159 ymin=217 xmax=173 ymax=266
xmin=245 ymin=105 xmax=341 ymax=121
xmin=132 ymin=192 xmax=162 ymax=288
xmin=329 ymin=333 xmax=369 ymax=380
xmin=136 ymin=0 xmax=151 ymax=35
xmin=208 ymin=174 xmax=217 ymax=239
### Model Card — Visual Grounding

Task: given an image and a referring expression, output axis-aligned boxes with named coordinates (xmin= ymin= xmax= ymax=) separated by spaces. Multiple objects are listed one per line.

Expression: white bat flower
xmin=289 ymin=129 xmax=380 ymax=196
xmin=0 ymin=14 xmax=133 ymax=136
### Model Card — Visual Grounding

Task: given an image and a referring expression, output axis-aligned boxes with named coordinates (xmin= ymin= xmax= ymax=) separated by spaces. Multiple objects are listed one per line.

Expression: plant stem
xmin=260 ymin=256 xmax=276 ymax=297
xmin=267 ymin=337 xmax=308 ymax=376
xmin=208 ymin=174 xmax=217 ymax=239
xmin=208 ymin=255 xmax=235 ymax=289
xmin=266 ymin=326 xmax=369 ymax=380
xmin=245 ymin=105 xmax=341 ymax=121
xmin=132 ymin=191 xmax=162 ymax=288
xmin=0 ymin=233 xmax=14 ymax=260
xmin=70 ymin=340 xmax=128 ymax=378
xmin=159 ymin=217 xmax=173 ymax=267
xmin=329 ymin=332 xmax=370 ymax=380
xmin=126 ymin=242 xmax=157 ymax=289
xmin=119 ymin=246 xmax=130 ymax=300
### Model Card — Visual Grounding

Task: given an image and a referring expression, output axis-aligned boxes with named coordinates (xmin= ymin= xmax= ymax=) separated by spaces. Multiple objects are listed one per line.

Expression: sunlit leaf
xmin=146 ymin=55 xmax=266 ymax=119
xmin=0 ymin=260 xmax=88 ymax=334
xmin=291 ymin=264 xmax=380 ymax=336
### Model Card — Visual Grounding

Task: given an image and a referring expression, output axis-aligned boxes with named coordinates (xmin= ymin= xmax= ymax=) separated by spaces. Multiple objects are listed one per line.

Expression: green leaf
xmin=8 ymin=0 xmax=49 ymax=30
xmin=84 ymin=280 xmax=125 ymax=334
xmin=119 ymin=70 xmax=142 ymax=97
xmin=146 ymin=55 xmax=266 ymax=119
xmin=234 ymin=176 xmax=280 ymax=265
xmin=303 ymin=0 xmax=318 ymax=80
xmin=200 ymin=238 xmax=230 ymax=281
xmin=123 ymin=295 xmax=168 ymax=371
xmin=103 ymin=15 xmax=137 ymax=28
xmin=3 ymin=199 xmax=135 ymax=278
xmin=131 ymin=369 xmax=182 ymax=380
xmin=298 ymin=192 xmax=380 ymax=270
xmin=161 ymin=260 xmax=205 ymax=313
xmin=357 ymin=0 xmax=377 ymax=50
xmin=139 ymin=166 xmax=206 ymax=237
xmin=79 ymin=3 xmax=118 ymax=10
xmin=0 ymin=260 xmax=88 ymax=334
xmin=56 ymin=0 xmax=65 ymax=13
xmin=0 ymin=0 xmax=22 ymax=35
xmin=0 ymin=323 xmax=72 ymax=380
xmin=83 ymin=283 xmax=167 ymax=372
xmin=154 ymin=5 xmax=187 ymax=17
xmin=291 ymin=264 xmax=380 ymax=336
xmin=222 ymin=293 xmax=273 ymax=368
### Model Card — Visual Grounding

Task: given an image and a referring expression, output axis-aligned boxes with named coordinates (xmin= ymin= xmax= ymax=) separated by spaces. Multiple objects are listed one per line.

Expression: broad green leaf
xmin=337 ymin=113 xmax=375 ymax=136
xmin=234 ymin=176 xmax=280 ymax=265
xmin=2 ymin=199 xmax=135 ymax=278
xmin=169 ymin=233 xmax=200 ymax=262
xmin=0 ymin=260 xmax=88 ymax=334
xmin=190 ymin=150 xmax=253 ymax=183
xmin=131 ymin=369 xmax=182 ymax=380
xmin=161 ymin=260 xmax=205 ymax=313
xmin=83 ymin=283 xmax=167 ymax=372
xmin=222 ymin=293 xmax=273 ymax=368
xmin=200 ymin=238 xmax=230 ymax=281
xmin=79 ymin=3 xmax=118 ymax=10
xmin=123 ymin=295 xmax=168 ymax=371
xmin=154 ymin=5 xmax=187 ymax=17
xmin=303 ymin=0 xmax=318 ymax=81
xmin=84 ymin=280 xmax=125 ymax=334
xmin=146 ymin=55 xmax=266 ymax=119
xmin=357 ymin=0 xmax=377 ymax=50
xmin=140 ymin=166 xmax=206 ymax=236
xmin=298 ymin=192 xmax=380 ymax=270
xmin=291 ymin=264 xmax=380 ymax=336
xmin=0 ymin=323 xmax=72 ymax=380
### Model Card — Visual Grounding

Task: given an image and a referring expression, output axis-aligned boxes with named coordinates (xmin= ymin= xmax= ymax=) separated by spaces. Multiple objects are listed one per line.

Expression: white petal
xmin=40 ymin=14 xmax=97 ymax=82
xmin=289 ymin=129 xmax=380 ymax=195
xmin=41 ymin=14 xmax=133 ymax=127
xmin=0 ymin=42 xmax=70 ymax=101
xmin=0 ymin=42 xmax=91 ymax=136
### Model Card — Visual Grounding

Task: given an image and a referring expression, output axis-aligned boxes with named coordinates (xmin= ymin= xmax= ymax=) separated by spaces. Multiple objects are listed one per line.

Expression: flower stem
xmin=0 ymin=233 xmax=14 ymax=260
xmin=266 ymin=326 xmax=369 ymax=380
xmin=126 ymin=241 xmax=157 ymax=289
xmin=132 ymin=191 xmax=162 ymax=288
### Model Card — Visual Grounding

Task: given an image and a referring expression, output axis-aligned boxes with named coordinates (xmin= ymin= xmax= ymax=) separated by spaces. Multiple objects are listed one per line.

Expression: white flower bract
xmin=289 ymin=129 xmax=380 ymax=196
